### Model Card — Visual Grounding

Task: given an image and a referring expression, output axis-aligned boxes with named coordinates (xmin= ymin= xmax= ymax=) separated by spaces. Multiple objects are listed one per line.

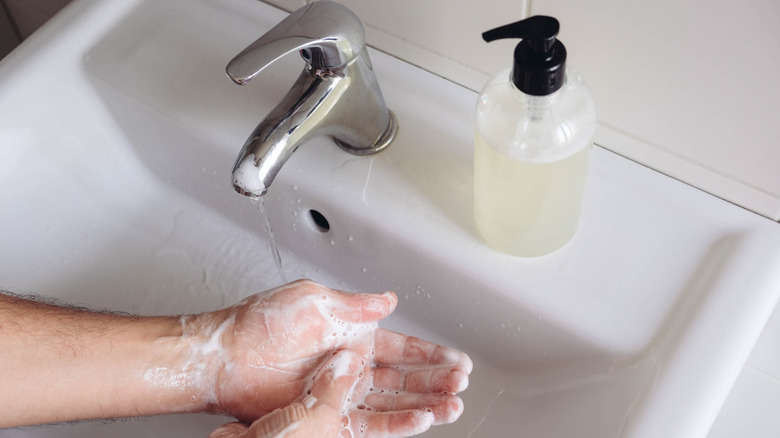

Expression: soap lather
xmin=474 ymin=16 xmax=597 ymax=257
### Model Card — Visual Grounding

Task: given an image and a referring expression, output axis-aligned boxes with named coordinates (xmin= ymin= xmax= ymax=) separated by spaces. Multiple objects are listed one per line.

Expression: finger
xmin=325 ymin=289 xmax=398 ymax=324
xmin=251 ymin=404 xmax=308 ymax=437
xmin=373 ymin=329 xmax=473 ymax=373
xmin=209 ymin=422 xmax=249 ymax=438
xmin=309 ymin=350 xmax=363 ymax=411
xmin=280 ymin=279 xmax=397 ymax=323
xmin=361 ymin=393 xmax=464 ymax=425
xmin=247 ymin=403 xmax=341 ymax=438
xmin=346 ymin=408 xmax=435 ymax=437
xmin=371 ymin=365 xmax=470 ymax=394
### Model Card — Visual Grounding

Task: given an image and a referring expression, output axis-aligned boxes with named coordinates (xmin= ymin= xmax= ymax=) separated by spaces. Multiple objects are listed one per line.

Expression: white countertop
xmin=709 ymin=306 xmax=780 ymax=436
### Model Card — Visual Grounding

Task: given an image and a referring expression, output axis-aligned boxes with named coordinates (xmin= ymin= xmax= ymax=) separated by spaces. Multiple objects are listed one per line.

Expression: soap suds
xmin=328 ymin=350 xmax=358 ymax=380
xmin=232 ymin=154 xmax=266 ymax=196
xmin=143 ymin=280 xmax=470 ymax=436
xmin=143 ymin=366 xmax=191 ymax=392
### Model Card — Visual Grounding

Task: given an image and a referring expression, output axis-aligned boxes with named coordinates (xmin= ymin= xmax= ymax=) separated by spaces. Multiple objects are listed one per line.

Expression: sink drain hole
xmin=309 ymin=209 xmax=330 ymax=233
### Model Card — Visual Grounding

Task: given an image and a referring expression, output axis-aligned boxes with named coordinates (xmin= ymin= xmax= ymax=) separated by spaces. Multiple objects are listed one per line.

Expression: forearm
xmin=0 ymin=293 xmax=210 ymax=427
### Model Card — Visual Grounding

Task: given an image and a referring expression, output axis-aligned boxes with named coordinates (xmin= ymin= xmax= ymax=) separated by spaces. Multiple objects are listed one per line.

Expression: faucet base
xmin=333 ymin=111 xmax=398 ymax=156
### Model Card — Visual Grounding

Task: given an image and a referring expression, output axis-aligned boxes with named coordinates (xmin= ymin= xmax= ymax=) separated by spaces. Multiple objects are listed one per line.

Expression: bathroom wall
xmin=3 ymin=0 xmax=72 ymax=38
xmin=3 ymin=0 xmax=779 ymax=221
xmin=267 ymin=0 xmax=780 ymax=221
xmin=0 ymin=0 xmax=73 ymax=59
xmin=0 ymin=3 xmax=20 ymax=59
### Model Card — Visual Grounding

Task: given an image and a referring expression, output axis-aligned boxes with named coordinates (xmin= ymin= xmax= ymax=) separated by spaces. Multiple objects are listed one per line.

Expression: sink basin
xmin=3 ymin=0 xmax=780 ymax=437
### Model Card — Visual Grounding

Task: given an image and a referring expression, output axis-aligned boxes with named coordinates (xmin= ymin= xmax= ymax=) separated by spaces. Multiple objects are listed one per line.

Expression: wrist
xmin=169 ymin=309 xmax=233 ymax=415
xmin=136 ymin=315 xmax=206 ymax=414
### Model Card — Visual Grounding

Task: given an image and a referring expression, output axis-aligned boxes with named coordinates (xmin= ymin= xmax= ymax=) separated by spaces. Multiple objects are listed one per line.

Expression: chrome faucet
xmin=226 ymin=1 xmax=397 ymax=198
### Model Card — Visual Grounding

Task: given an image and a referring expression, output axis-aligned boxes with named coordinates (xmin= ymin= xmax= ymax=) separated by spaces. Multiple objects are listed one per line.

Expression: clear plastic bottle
xmin=475 ymin=17 xmax=596 ymax=257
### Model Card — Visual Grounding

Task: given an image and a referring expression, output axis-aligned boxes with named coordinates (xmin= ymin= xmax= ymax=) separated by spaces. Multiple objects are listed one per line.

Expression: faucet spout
xmin=227 ymin=1 xmax=397 ymax=198
xmin=231 ymin=70 xmax=336 ymax=199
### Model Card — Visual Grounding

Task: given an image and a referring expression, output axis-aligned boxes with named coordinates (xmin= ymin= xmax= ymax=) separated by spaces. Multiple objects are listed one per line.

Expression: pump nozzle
xmin=482 ymin=16 xmax=559 ymax=54
xmin=482 ymin=16 xmax=567 ymax=96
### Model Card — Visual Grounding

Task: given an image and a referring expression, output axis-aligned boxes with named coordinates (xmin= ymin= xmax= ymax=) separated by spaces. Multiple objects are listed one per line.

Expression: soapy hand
xmin=209 ymin=348 xmax=459 ymax=438
xmin=208 ymin=350 xmax=362 ymax=438
xmin=184 ymin=280 xmax=472 ymax=437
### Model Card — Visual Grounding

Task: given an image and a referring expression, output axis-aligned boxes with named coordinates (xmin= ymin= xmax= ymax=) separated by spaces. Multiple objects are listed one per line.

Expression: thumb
xmin=246 ymin=403 xmax=315 ymax=438
xmin=230 ymin=350 xmax=364 ymax=438
xmin=208 ymin=422 xmax=249 ymax=438
xmin=309 ymin=350 xmax=364 ymax=412
xmin=327 ymin=289 xmax=398 ymax=324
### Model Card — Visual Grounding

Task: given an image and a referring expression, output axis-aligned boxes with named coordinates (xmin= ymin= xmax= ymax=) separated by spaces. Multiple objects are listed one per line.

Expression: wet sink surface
xmin=2 ymin=0 xmax=780 ymax=437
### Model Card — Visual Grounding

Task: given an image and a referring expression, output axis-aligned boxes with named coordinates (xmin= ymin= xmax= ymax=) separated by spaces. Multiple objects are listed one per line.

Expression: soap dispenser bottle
xmin=474 ymin=16 xmax=596 ymax=257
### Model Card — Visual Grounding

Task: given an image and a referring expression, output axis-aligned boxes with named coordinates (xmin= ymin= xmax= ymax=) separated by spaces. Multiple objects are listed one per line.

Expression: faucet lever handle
xmin=226 ymin=1 xmax=366 ymax=85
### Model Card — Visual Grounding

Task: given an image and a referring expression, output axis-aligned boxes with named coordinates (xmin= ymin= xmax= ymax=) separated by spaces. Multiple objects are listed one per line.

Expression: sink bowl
xmin=3 ymin=0 xmax=780 ymax=437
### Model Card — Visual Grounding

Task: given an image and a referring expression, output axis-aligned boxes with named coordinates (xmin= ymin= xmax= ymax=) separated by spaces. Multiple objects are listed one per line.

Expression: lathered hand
xmin=208 ymin=350 xmax=362 ymax=438
xmin=0 ymin=280 xmax=470 ymax=435
xmin=182 ymin=280 xmax=472 ymax=436
xmin=210 ymin=349 xmax=454 ymax=438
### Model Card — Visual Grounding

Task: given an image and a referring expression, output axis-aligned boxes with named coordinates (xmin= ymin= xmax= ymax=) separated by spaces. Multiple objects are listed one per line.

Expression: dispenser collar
xmin=483 ymin=16 xmax=567 ymax=96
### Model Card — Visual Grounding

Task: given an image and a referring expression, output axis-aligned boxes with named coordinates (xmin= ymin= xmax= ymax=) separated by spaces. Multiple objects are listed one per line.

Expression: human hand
xmin=208 ymin=349 xmax=458 ymax=438
xmin=208 ymin=349 xmax=362 ymax=438
xmin=183 ymin=280 xmax=472 ymax=435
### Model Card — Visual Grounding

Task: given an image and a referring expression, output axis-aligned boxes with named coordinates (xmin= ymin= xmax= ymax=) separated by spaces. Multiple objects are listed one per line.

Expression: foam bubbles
xmin=231 ymin=154 xmax=266 ymax=196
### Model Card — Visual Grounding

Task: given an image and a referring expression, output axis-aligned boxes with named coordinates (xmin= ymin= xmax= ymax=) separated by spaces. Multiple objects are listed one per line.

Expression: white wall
xmin=533 ymin=0 xmax=780 ymax=221
xmin=266 ymin=0 xmax=780 ymax=221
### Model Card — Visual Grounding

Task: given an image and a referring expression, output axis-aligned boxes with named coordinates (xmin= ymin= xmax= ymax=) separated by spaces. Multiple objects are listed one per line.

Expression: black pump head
xmin=483 ymin=16 xmax=567 ymax=96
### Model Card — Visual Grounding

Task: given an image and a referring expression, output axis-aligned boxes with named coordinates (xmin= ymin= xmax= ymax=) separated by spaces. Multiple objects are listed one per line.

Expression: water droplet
xmin=361 ymin=267 xmax=368 ymax=273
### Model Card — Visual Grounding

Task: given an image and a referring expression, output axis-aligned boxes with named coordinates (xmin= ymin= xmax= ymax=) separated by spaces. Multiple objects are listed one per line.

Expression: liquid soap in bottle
xmin=474 ymin=16 xmax=596 ymax=257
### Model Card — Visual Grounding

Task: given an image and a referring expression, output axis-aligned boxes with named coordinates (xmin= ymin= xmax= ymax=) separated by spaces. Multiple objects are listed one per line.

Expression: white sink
xmin=3 ymin=0 xmax=780 ymax=437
